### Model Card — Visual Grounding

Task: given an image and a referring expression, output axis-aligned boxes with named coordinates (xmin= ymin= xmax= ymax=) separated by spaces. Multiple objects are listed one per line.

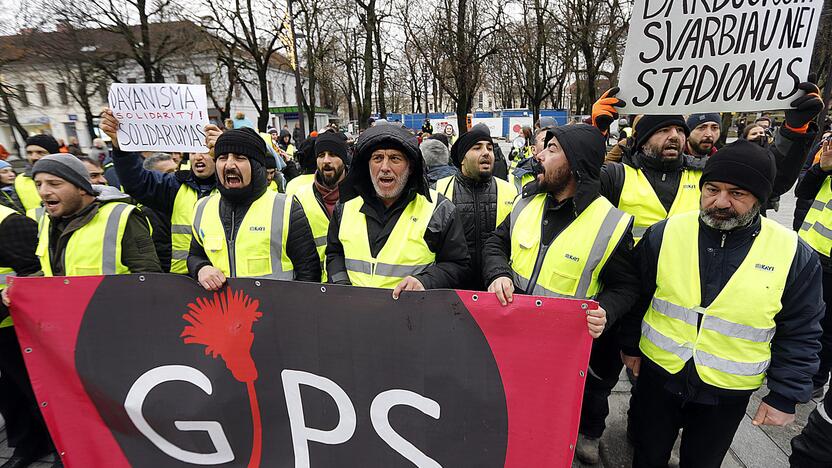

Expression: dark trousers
xmin=579 ymin=330 xmax=625 ymax=438
xmin=790 ymin=389 xmax=832 ymax=467
xmin=812 ymin=271 xmax=832 ymax=388
xmin=0 ymin=326 xmax=53 ymax=459
xmin=631 ymin=363 xmax=749 ymax=468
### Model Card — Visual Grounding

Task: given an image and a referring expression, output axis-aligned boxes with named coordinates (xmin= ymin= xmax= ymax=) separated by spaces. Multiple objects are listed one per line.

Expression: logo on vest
xmin=410 ymin=216 xmax=418 ymax=222
xmin=564 ymin=253 xmax=580 ymax=262
xmin=754 ymin=263 xmax=775 ymax=272
xmin=682 ymin=184 xmax=697 ymax=189
xmin=250 ymin=226 xmax=266 ymax=232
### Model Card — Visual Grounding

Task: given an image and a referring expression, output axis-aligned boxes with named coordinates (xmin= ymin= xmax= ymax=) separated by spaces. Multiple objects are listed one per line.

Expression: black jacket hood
xmin=340 ymin=124 xmax=430 ymax=203
xmin=526 ymin=124 xmax=605 ymax=213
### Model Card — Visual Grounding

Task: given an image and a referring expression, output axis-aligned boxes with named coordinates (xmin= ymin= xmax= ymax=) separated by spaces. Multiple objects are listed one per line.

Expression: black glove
xmin=785 ymin=82 xmax=822 ymax=130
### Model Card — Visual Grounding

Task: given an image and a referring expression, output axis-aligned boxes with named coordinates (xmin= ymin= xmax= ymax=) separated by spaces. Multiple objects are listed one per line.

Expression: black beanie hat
xmin=26 ymin=134 xmax=59 ymax=155
xmin=315 ymin=131 xmax=351 ymax=166
xmin=450 ymin=126 xmax=493 ymax=167
xmin=265 ymin=153 xmax=277 ymax=170
xmin=700 ymin=139 xmax=776 ymax=203
xmin=214 ymin=127 xmax=267 ymax=168
xmin=635 ymin=115 xmax=689 ymax=150
xmin=32 ymin=154 xmax=96 ymax=195
xmin=686 ymin=113 xmax=721 ymax=131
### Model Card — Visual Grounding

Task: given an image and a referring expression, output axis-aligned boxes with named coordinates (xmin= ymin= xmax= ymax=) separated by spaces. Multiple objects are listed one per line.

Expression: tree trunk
xmin=138 ymin=0 xmax=154 ymax=83
xmin=1 ymin=87 xmax=28 ymax=142
xmin=258 ymin=67 xmax=271 ymax=131
xmin=359 ymin=1 xmax=376 ymax=129
xmin=373 ymin=21 xmax=387 ymax=120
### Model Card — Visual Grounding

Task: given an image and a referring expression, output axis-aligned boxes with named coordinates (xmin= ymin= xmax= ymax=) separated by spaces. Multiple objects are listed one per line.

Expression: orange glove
xmin=592 ymin=87 xmax=625 ymax=135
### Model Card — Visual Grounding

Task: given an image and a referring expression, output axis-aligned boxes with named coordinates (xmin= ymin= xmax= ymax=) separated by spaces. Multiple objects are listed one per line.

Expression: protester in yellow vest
xmin=100 ymin=109 xmax=218 ymax=275
xmin=0 ymin=204 xmax=55 ymax=468
xmin=16 ymin=134 xmax=60 ymax=212
xmin=435 ymin=124 xmax=517 ymax=290
xmin=482 ymin=124 xmax=639 ymax=464
xmin=294 ymin=132 xmax=350 ymax=281
xmin=625 ymin=141 xmax=824 ymax=468
xmin=28 ymin=154 xmax=162 ymax=277
xmin=189 ymin=127 xmax=321 ymax=290
xmin=794 ymin=136 xmax=832 ymax=399
xmin=325 ymin=124 xmax=469 ymax=298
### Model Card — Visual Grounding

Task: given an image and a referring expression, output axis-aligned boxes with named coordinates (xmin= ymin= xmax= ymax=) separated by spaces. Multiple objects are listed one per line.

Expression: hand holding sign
xmin=784 ymin=81 xmax=823 ymax=132
xmin=99 ymin=108 xmax=120 ymax=150
xmin=108 ymin=83 xmax=209 ymax=153
xmin=591 ymin=87 xmax=625 ymax=135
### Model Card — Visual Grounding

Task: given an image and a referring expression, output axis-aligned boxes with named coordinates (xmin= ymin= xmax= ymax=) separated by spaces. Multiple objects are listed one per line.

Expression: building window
xmin=127 ymin=77 xmax=137 ymax=83
xmin=37 ymin=83 xmax=49 ymax=106
xmin=281 ymin=83 xmax=287 ymax=104
xmin=234 ymin=82 xmax=241 ymax=99
xmin=267 ymin=81 xmax=273 ymax=101
xmin=177 ymin=74 xmax=188 ymax=84
xmin=201 ymin=73 xmax=212 ymax=94
xmin=57 ymin=82 xmax=69 ymax=105
xmin=478 ymin=92 xmax=484 ymax=109
xmin=16 ymin=84 xmax=28 ymax=107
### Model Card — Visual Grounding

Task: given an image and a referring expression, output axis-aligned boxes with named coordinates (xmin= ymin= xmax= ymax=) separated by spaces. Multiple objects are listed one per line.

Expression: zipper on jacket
xmin=525 ymin=198 xmax=550 ymax=294
xmin=472 ymin=181 xmax=481 ymax=265
xmin=720 ymin=233 xmax=726 ymax=248
xmin=228 ymin=209 xmax=237 ymax=277
xmin=662 ymin=172 xmax=666 ymax=182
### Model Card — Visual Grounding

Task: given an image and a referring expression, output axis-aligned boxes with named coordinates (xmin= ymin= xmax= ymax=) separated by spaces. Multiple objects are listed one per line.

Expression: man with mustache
xmin=188 ymin=127 xmax=321 ymax=290
xmin=15 ymin=134 xmax=59 ymax=212
xmin=627 ymin=140 xmax=823 ymax=468
xmin=325 ymin=124 xmax=469 ymax=297
xmin=686 ymin=113 xmax=721 ymax=158
xmin=100 ymin=109 xmax=218 ymax=274
xmin=293 ymin=131 xmax=350 ymax=281
xmin=434 ymin=124 xmax=517 ymax=290
xmin=482 ymin=125 xmax=640 ymax=464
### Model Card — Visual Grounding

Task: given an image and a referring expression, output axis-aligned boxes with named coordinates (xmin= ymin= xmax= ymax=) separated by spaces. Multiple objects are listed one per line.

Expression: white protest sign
xmin=618 ymin=0 xmax=824 ymax=114
xmin=508 ymin=117 xmax=533 ymax=142
xmin=108 ymin=83 xmax=209 ymax=152
xmin=471 ymin=117 xmax=503 ymax=138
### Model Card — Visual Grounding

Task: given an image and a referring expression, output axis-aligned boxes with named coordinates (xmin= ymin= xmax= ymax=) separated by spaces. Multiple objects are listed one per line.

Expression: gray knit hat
xmin=32 ymin=154 xmax=96 ymax=195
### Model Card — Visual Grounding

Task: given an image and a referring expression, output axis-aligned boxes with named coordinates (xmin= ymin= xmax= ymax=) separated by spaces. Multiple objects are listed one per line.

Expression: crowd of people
xmin=0 ymin=80 xmax=829 ymax=468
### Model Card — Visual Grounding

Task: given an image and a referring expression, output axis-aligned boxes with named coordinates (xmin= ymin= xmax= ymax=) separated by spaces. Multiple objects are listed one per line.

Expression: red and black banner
xmin=10 ymin=274 xmax=593 ymax=467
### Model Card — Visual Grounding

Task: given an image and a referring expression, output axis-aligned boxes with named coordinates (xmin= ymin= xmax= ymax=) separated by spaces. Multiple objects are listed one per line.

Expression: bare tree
xmin=355 ymin=0 xmax=377 ymax=129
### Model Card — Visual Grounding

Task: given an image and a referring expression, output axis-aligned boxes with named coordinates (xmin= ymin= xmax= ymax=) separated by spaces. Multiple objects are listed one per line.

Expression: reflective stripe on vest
xmin=435 ymin=175 xmax=517 ymax=228
xmin=192 ymin=191 xmax=294 ymax=280
xmin=36 ymin=202 xmax=135 ymax=276
xmin=338 ymin=191 xmax=438 ymax=289
xmin=509 ymin=194 xmax=632 ymax=299
xmin=14 ymin=174 xmax=40 ymax=212
xmin=618 ymin=165 xmax=701 ymax=241
xmin=285 ymin=174 xmax=315 ymax=199
xmin=170 ymin=185 xmax=215 ymax=274
xmin=0 ymin=205 xmax=17 ymax=326
xmin=26 ymin=206 xmax=45 ymax=225
xmin=639 ymin=211 xmax=796 ymax=390
xmin=295 ymin=184 xmax=330 ymax=282
xmin=799 ymin=177 xmax=832 ymax=256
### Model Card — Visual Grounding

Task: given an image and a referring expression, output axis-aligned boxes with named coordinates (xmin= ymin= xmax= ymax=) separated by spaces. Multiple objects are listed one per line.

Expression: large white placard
xmin=618 ymin=0 xmax=823 ymax=114
xmin=108 ymin=83 xmax=210 ymax=152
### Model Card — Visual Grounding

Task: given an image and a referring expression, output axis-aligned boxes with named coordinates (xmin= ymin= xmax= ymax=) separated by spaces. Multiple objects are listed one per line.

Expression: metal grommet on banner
xmin=321 ymin=286 xmax=327 ymax=293
xmin=41 ymin=402 xmax=48 ymax=407
xmin=24 ymin=348 xmax=32 ymax=353
xmin=581 ymin=302 xmax=588 ymax=310
xmin=570 ymin=444 xmax=575 ymax=450
xmin=579 ymin=370 xmax=585 ymax=377
xmin=472 ymin=294 xmax=478 ymax=301
xmin=138 ymin=275 xmax=145 ymax=282
xmin=255 ymin=281 xmax=261 ymax=287
xmin=535 ymin=300 xmax=542 ymax=307
xmin=60 ymin=452 xmax=65 ymax=456
xmin=63 ymin=279 xmax=70 ymax=285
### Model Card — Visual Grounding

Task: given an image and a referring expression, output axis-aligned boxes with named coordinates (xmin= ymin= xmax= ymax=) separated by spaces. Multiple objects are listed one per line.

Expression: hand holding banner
xmin=107 ymin=83 xmax=209 ymax=152
xmin=618 ymin=0 xmax=824 ymax=114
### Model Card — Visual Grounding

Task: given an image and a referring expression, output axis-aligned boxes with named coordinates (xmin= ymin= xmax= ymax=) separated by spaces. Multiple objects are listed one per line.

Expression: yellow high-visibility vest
xmin=191 ymin=190 xmax=294 ymax=279
xmin=170 ymin=185 xmax=215 ymax=274
xmin=618 ymin=164 xmax=701 ymax=240
xmin=799 ymin=177 xmax=832 ymax=257
xmin=36 ymin=202 xmax=136 ymax=276
xmin=435 ymin=175 xmax=517 ymax=228
xmin=639 ymin=211 xmax=796 ymax=390
xmin=14 ymin=174 xmax=40 ymax=212
xmin=0 ymin=205 xmax=17 ymax=327
xmin=510 ymin=194 xmax=632 ymax=299
xmin=338 ymin=191 xmax=438 ymax=288
xmin=285 ymin=174 xmax=315 ymax=199
xmin=294 ymin=184 xmax=330 ymax=281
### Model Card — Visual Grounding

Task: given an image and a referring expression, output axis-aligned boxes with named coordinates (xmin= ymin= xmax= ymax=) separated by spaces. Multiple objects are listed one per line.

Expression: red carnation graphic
xmin=181 ymin=287 xmax=263 ymax=468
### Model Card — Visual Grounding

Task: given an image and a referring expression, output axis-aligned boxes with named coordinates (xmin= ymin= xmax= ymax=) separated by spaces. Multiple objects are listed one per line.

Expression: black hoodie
xmin=325 ymin=124 xmax=470 ymax=289
xmin=482 ymin=124 xmax=639 ymax=328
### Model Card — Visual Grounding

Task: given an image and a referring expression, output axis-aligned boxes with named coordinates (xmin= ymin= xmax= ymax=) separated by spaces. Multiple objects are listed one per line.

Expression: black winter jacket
xmin=626 ymin=216 xmax=824 ymax=414
xmin=438 ymin=174 xmax=508 ymax=290
xmin=602 ymin=125 xmax=816 ymax=212
xmin=187 ymin=193 xmax=322 ymax=282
